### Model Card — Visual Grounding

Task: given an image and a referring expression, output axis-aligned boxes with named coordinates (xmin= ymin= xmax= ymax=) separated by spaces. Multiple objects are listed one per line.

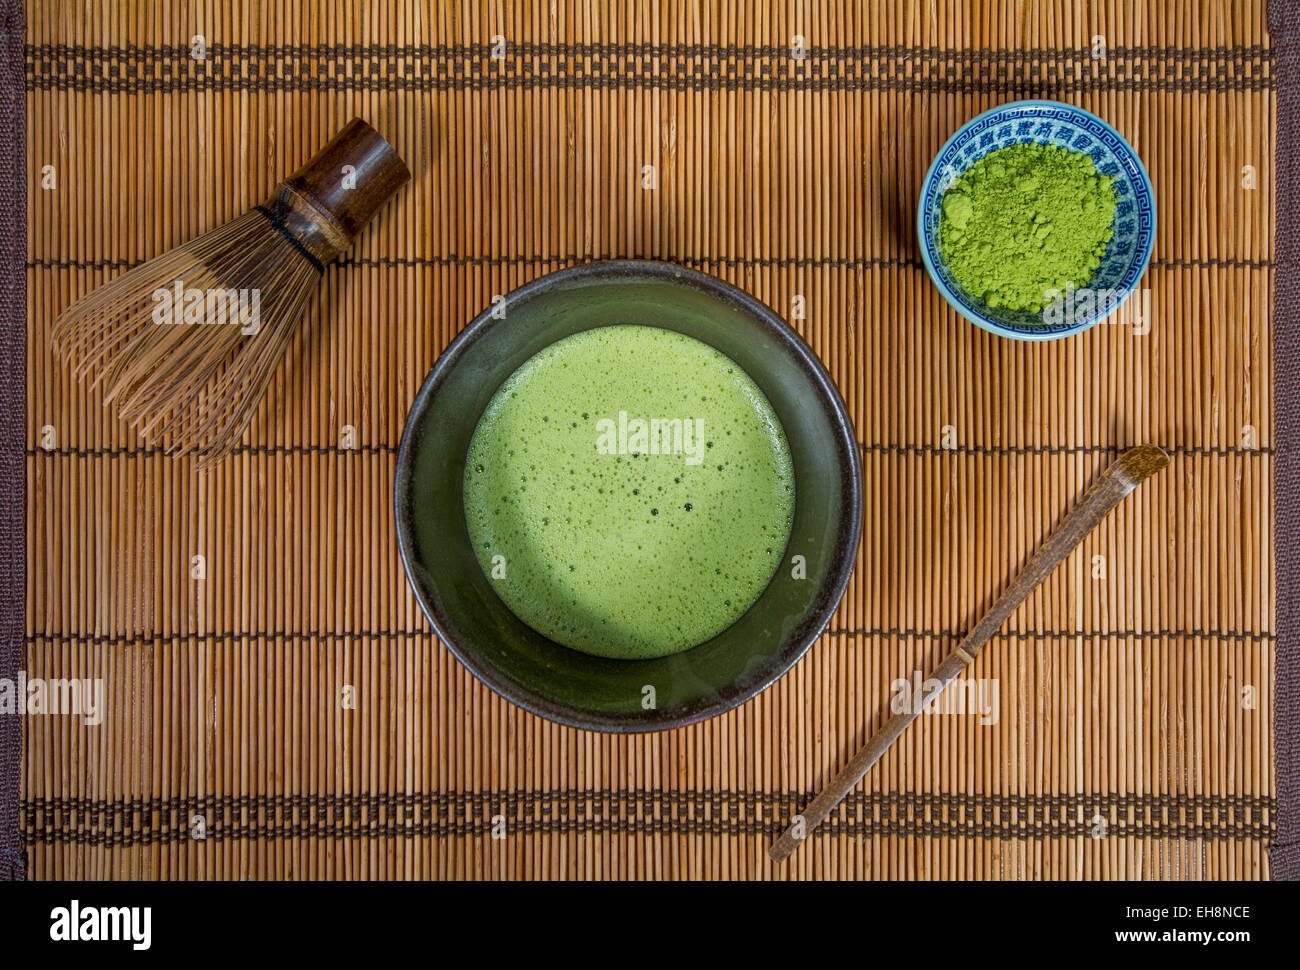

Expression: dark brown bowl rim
xmin=393 ymin=260 xmax=863 ymax=733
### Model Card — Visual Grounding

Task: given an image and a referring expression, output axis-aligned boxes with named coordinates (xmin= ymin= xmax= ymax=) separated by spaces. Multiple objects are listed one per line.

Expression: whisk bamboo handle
xmin=767 ymin=444 xmax=1171 ymax=864
xmin=284 ymin=117 xmax=411 ymax=243
xmin=262 ymin=118 xmax=412 ymax=269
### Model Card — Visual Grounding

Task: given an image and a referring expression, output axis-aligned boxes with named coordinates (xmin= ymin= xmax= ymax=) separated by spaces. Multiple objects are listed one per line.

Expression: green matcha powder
xmin=937 ymin=143 xmax=1117 ymax=312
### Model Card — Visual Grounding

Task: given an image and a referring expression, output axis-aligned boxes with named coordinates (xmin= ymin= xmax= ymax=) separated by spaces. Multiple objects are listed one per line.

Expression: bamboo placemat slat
xmin=22 ymin=0 xmax=1274 ymax=879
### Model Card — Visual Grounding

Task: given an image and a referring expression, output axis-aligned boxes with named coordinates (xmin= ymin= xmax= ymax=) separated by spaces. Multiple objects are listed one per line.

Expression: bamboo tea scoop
xmin=768 ymin=443 xmax=1170 ymax=864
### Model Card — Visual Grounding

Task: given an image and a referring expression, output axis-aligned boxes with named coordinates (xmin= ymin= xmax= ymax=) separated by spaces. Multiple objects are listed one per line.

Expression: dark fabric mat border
xmin=1268 ymin=1 xmax=1300 ymax=878
xmin=1270 ymin=0 xmax=1299 ymax=881
xmin=21 ymin=791 xmax=1275 ymax=847
xmin=0 ymin=0 xmax=22 ymax=882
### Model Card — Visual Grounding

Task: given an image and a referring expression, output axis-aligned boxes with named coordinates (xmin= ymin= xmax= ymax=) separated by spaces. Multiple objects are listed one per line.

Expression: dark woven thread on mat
xmin=26 ymin=253 xmax=1276 ymax=271
xmin=20 ymin=627 xmax=1277 ymax=646
xmin=22 ymin=41 xmax=1274 ymax=95
xmin=20 ymin=790 xmax=1276 ymax=847
xmin=0 ymin=0 xmax=24 ymax=882
xmin=1270 ymin=0 xmax=1299 ymax=881
xmin=19 ymin=442 xmax=1278 ymax=459
xmin=21 ymin=41 xmax=1278 ymax=58
xmin=29 ymin=75 xmax=1275 ymax=96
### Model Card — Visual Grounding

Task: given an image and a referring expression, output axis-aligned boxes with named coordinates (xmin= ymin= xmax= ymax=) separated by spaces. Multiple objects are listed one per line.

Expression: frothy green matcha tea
xmin=463 ymin=325 xmax=795 ymax=660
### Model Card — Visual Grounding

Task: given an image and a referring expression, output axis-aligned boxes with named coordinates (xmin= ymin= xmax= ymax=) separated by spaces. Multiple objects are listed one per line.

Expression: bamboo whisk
xmin=51 ymin=118 xmax=410 ymax=462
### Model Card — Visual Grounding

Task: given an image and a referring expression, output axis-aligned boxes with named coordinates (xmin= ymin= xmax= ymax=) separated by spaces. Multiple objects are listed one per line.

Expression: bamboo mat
xmin=18 ymin=1 xmax=1275 ymax=879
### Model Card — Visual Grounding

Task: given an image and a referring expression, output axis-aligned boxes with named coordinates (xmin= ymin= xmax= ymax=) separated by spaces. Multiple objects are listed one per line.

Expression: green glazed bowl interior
xmin=394 ymin=261 xmax=862 ymax=732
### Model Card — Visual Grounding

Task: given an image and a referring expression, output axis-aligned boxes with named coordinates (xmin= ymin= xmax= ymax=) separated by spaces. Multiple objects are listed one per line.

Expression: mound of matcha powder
xmin=937 ymin=143 xmax=1117 ymax=312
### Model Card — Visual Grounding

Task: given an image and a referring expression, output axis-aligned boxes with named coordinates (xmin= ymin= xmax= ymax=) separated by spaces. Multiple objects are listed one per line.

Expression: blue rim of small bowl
xmin=916 ymin=99 xmax=1156 ymax=342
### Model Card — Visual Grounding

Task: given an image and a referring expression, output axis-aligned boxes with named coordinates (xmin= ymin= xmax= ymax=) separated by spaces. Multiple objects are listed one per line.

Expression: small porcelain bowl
xmin=917 ymin=99 xmax=1155 ymax=341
